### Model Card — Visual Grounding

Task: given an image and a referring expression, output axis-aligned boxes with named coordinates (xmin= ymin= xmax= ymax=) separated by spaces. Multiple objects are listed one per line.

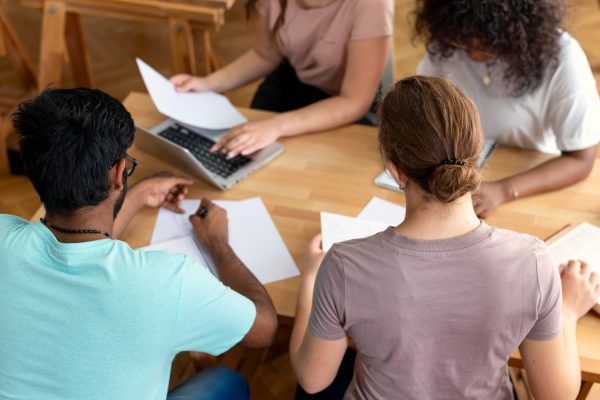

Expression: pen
xmin=199 ymin=207 xmax=209 ymax=219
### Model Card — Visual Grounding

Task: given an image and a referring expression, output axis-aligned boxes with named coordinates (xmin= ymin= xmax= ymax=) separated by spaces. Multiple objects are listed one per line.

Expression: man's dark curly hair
xmin=414 ymin=0 xmax=566 ymax=96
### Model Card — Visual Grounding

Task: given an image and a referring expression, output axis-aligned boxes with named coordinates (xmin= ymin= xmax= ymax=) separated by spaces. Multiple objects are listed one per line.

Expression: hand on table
xmin=135 ymin=174 xmax=193 ymax=213
xmin=560 ymin=260 xmax=600 ymax=320
xmin=170 ymin=74 xmax=212 ymax=92
xmin=190 ymin=198 xmax=229 ymax=253
xmin=473 ymin=181 xmax=511 ymax=219
xmin=211 ymin=118 xmax=284 ymax=159
xmin=302 ymin=234 xmax=326 ymax=278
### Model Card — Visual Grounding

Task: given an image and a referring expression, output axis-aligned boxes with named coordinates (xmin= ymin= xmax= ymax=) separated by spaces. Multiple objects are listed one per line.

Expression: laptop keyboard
xmin=158 ymin=124 xmax=252 ymax=178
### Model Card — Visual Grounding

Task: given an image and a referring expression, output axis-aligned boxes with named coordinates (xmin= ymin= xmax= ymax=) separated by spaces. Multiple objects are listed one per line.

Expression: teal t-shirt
xmin=0 ymin=214 xmax=256 ymax=400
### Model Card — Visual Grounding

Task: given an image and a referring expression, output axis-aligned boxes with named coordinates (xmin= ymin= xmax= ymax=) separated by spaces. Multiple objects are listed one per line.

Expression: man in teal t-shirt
xmin=0 ymin=88 xmax=277 ymax=399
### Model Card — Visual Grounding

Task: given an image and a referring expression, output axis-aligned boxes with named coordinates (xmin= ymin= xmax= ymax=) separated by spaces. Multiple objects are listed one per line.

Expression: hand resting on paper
xmin=560 ymin=260 xmax=600 ymax=320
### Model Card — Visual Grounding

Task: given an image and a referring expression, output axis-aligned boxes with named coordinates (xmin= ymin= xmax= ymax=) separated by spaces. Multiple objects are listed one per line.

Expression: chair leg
xmin=578 ymin=381 xmax=594 ymax=400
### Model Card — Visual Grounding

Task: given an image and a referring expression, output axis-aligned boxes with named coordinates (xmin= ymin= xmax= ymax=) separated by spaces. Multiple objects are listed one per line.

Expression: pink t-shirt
xmin=257 ymin=0 xmax=394 ymax=95
xmin=309 ymin=222 xmax=562 ymax=400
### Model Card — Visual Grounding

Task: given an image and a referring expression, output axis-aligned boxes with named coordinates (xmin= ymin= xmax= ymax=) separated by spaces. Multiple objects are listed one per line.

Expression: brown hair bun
xmin=378 ymin=76 xmax=484 ymax=203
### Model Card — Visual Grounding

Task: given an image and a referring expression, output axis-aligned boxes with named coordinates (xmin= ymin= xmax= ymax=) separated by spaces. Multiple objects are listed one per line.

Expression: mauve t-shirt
xmin=309 ymin=222 xmax=562 ymax=400
xmin=256 ymin=0 xmax=394 ymax=95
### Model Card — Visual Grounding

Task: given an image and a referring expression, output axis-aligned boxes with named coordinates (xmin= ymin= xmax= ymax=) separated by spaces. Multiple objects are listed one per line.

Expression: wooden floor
xmin=1 ymin=0 xmax=600 ymax=398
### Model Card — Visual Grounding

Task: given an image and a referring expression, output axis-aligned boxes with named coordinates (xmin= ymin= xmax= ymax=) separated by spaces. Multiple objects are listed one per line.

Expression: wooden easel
xmin=0 ymin=1 xmax=37 ymax=176
xmin=20 ymin=0 xmax=231 ymax=90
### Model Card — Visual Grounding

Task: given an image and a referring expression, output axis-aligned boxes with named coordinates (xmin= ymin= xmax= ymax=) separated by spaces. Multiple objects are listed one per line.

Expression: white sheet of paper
xmin=150 ymin=199 xmax=238 ymax=244
xmin=144 ymin=235 xmax=219 ymax=277
xmin=548 ymin=223 xmax=600 ymax=269
xmin=320 ymin=212 xmax=389 ymax=252
xmin=374 ymin=139 xmax=497 ymax=192
xmin=149 ymin=198 xmax=299 ymax=284
xmin=136 ymin=58 xmax=247 ymax=130
xmin=357 ymin=197 xmax=406 ymax=226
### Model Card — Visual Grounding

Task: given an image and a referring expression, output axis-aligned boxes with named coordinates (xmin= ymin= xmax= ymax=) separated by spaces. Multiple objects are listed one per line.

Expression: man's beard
xmin=113 ymin=172 xmax=128 ymax=220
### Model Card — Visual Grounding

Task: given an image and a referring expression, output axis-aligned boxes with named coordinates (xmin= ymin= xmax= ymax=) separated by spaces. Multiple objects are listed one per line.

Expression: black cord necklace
xmin=40 ymin=218 xmax=111 ymax=239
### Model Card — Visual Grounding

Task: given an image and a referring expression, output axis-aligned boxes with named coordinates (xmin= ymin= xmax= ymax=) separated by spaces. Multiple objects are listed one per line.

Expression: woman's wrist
xmin=499 ymin=179 xmax=519 ymax=203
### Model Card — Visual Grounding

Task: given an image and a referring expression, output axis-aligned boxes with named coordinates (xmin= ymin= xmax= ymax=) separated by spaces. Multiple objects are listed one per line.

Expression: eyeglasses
xmin=111 ymin=154 xmax=138 ymax=177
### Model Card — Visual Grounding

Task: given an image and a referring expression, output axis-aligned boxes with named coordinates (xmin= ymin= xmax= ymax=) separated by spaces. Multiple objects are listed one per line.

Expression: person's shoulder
xmin=346 ymin=0 xmax=393 ymax=21
xmin=352 ymin=0 xmax=392 ymax=7
xmin=487 ymin=226 xmax=547 ymax=256
xmin=550 ymin=31 xmax=593 ymax=84
xmin=557 ymin=31 xmax=587 ymax=60
xmin=109 ymin=243 xmax=193 ymax=280
xmin=0 ymin=214 xmax=30 ymax=235
xmin=328 ymin=230 xmax=389 ymax=264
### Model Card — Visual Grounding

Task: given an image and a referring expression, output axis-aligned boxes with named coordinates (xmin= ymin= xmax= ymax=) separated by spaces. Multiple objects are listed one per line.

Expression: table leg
xmin=64 ymin=12 xmax=94 ymax=87
xmin=578 ymin=381 xmax=594 ymax=400
xmin=38 ymin=0 xmax=67 ymax=90
xmin=168 ymin=17 xmax=196 ymax=75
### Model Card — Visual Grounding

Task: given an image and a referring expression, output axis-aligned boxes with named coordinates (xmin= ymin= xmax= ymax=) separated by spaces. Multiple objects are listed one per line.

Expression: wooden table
xmin=20 ymin=0 xmax=231 ymax=90
xmin=31 ymin=91 xmax=600 ymax=396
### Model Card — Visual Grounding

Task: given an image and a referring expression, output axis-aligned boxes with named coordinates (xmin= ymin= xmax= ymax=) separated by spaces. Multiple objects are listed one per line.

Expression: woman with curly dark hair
xmin=415 ymin=0 xmax=600 ymax=218
xmin=169 ymin=0 xmax=393 ymax=158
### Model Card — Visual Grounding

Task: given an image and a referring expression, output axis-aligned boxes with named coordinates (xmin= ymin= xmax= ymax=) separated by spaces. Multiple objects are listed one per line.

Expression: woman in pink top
xmin=289 ymin=76 xmax=600 ymax=399
xmin=170 ymin=0 xmax=393 ymax=158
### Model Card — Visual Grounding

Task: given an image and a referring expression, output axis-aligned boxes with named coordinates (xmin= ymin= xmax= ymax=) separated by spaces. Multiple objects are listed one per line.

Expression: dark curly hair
xmin=414 ymin=0 xmax=566 ymax=96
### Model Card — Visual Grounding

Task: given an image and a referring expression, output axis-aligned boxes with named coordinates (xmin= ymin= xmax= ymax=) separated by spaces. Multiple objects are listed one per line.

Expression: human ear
xmin=385 ymin=161 xmax=409 ymax=190
xmin=109 ymin=158 xmax=127 ymax=190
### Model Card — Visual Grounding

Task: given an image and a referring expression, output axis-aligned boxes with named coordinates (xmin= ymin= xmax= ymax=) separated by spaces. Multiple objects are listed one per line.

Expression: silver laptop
xmin=134 ymin=119 xmax=284 ymax=190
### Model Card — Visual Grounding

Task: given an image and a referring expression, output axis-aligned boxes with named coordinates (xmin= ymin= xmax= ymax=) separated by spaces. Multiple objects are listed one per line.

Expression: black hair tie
xmin=439 ymin=159 xmax=468 ymax=166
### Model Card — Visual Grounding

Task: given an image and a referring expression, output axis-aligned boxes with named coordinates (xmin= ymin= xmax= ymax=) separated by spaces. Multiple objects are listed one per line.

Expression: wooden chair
xmin=0 ymin=2 xmax=37 ymax=176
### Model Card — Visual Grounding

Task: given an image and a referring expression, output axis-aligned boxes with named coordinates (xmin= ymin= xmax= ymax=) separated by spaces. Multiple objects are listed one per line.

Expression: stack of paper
xmin=320 ymin=197 xmax=406 ymax=251
xmin=145 ymin=197 xmax=299 ymax=284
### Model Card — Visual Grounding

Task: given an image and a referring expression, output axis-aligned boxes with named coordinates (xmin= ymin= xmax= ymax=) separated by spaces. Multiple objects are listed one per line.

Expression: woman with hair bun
xmin=415 ymin=0 xmax=600 ymax=218
xmin=289 ymin=76 xmax=599 ymax=400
